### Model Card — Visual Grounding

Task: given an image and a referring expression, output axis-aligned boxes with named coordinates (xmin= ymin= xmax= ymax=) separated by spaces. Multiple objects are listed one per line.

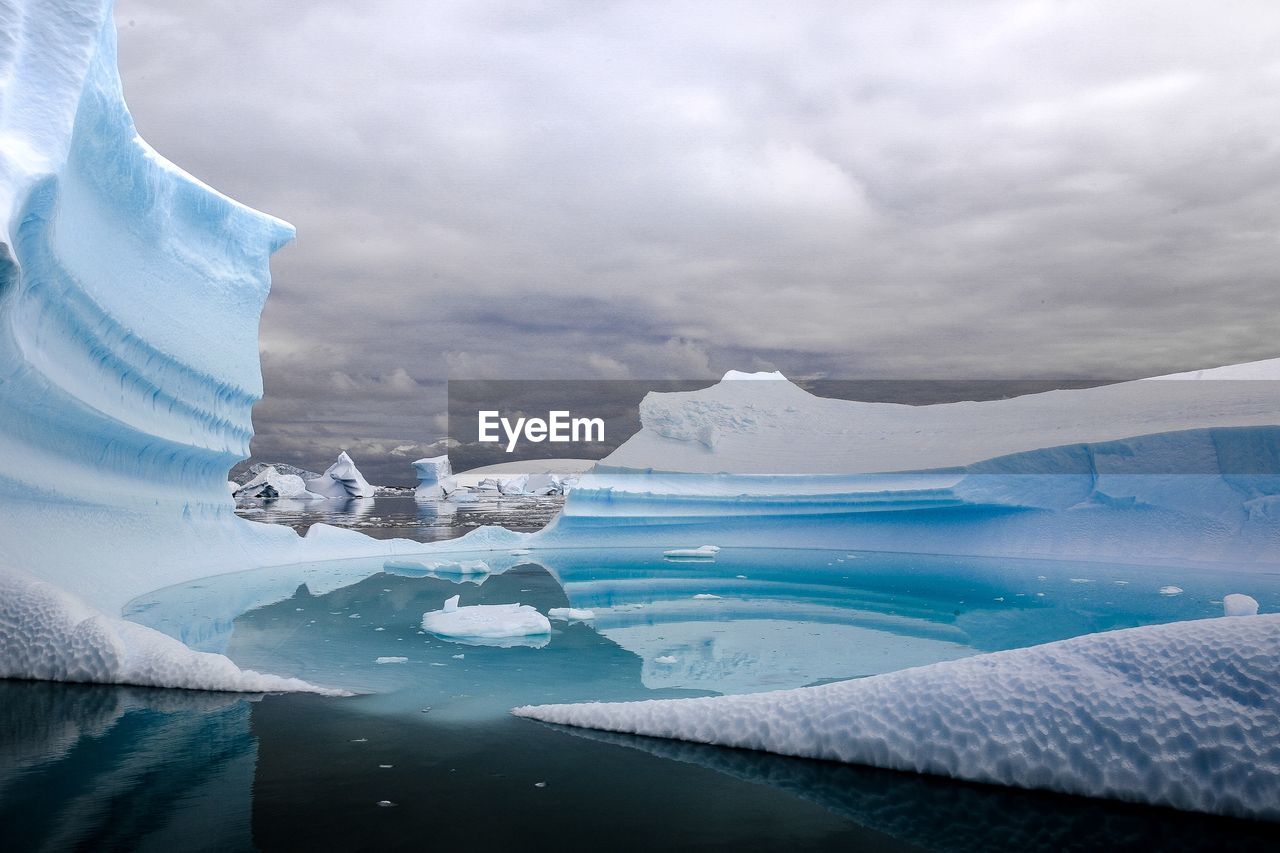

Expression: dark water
xmin=4 ymin=505 xmax=1280 ymax=851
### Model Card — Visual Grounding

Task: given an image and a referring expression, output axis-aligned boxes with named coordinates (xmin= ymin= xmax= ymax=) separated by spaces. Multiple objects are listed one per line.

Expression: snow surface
xmin=421 ymin=595 xmax=552 ymax=641
xmin=515 ymin=615 xmax=1280 ymax=820
xmin=0 ymin=568 xmax=344 ymax=694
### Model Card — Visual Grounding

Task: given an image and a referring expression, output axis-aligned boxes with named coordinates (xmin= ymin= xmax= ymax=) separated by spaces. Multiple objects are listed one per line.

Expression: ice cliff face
xmin=0 ymin=1 xmax=425 ymax=614
xmin=544 ymin=363 xmax=1280 ymax=567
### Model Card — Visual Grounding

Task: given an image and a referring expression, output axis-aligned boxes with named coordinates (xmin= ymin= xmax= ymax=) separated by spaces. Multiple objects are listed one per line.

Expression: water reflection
xmin=234 ymin=494 xmax=564 ymax=540
xmin=0 ymin=681 xmax=257 ymax=851
xmin=551 ymin=726 xmax=1280 ymax=853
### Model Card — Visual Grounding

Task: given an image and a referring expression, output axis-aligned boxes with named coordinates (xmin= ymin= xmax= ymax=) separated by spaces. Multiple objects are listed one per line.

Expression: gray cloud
xmin=114 ymin=0 xmax=1280 ymax=481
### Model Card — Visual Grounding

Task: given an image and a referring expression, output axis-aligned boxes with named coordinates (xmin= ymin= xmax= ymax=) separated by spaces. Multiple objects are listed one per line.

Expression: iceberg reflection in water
xmin=9 ymin=545 xmax=1280 ymax=850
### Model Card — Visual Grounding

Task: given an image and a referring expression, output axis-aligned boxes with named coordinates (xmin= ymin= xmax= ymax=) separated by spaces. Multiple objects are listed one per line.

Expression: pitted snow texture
xmin=516 ymin=615 xmax=1280 ymax=820
xmin=1 ymin=569 xmax=344 ymax=694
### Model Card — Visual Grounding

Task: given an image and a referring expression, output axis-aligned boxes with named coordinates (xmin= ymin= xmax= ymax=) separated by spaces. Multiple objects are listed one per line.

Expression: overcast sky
xmin=114 ymin=0 xmax=1280 ymax=480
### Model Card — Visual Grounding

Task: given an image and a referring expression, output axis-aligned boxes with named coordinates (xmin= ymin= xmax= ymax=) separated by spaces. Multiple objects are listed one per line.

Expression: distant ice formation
xmin=516 ymin=614 xmax=1280 ymax=821
xmin=306 ymin=451 xmax=377 ymax=498
xmin=233 ymin=465 xmax=324 ymax=501
xmin=541 ymin=364 xmax=1280 ymax=567
xmin=412 ymin=455 xmax=453 ymax=499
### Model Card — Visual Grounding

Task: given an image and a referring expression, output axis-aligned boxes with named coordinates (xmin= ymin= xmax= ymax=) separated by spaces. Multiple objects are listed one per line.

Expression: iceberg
xmin=0 ymin=1 xmax=477 ymax=691
xmin=305 ymin=451 xmax=377 ymax=499
xmin=233 ymin=465 xmax=324 ymax=501
xmin=421 ymin=595 xmax=552 ymax=643
xmin=515 ymin=614 xmax=1280 ymax=821
xmin=412 ymin=454 xmax=453 ymax=499
xmin=540 ymin=364 xmax=1280 ymax=568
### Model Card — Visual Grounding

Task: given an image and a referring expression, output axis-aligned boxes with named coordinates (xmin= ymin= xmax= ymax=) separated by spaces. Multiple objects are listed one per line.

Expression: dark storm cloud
xmin=114 ymin=0 xmax=1280 ymax=481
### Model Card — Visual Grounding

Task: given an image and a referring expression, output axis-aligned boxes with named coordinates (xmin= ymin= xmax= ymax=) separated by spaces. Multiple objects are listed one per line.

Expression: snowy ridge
xmin=515 ymin=614 xmax=1280 ymax=820
xmin=0 ymin=568 xmax=344 ymax=694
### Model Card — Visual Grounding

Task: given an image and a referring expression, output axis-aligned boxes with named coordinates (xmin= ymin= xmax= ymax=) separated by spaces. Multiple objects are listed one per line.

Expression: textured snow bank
xmin=1 ymin=569 xmax=344 ymax=695
xmin=422 ymin=595 xmax=551 ymax=640
xmin=516 ymin=615 xmax=1280 ymax=820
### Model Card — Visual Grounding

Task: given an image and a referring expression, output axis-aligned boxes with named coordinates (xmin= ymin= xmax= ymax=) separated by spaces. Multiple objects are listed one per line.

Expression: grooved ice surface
xmin=0 ymin=569 xmax=344 ymax=694
xmin=516 ymin=614 xmax=1280 ymax=820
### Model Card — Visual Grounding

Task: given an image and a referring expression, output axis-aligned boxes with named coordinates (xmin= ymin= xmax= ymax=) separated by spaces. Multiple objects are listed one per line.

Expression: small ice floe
xmin=385 ymin=558 xmax=491 ymax=577
xmin=654 ymin=655 xmax=678 ymax=665
xmin=691 ymin=593 xmax=721 ymax=600
xmin=351 ymin=738 xmax=368 ymax=743
xmin=349 ymin=614 xmax=361 ymax=619
xmin=374 ymin=627 xmax=386 ymax=632
xmin=452 ymin=653 xmax=466 ymax=660
xmin=1223 ymin=593 xmax=1259 ymax=616
xmin=421 ymin=595 xmax=552 ymax=642
xmin=663 ymin=545 xmax=721 ymax=560
xmin=548 ymin=607 xmax=595 ymax=622
xmin=379 ymin=764 xmax=393 ymax=769
xmin=376 ymin=800 xmax=396 ymax=808
xmin=375 ymin=656 xmax=408 ymax=665
xmin=534 ymin=782 xmax=547 ymax=788
xmin=1069 ymin=578 xmax=1093 ymax=584
xmin=510 ymin=549 xmax=532 ymax=556
xmin=735 ymin=575 xmax=747 ymax=579
xmin=1159 ymin=586 xmax=1184 ymax=596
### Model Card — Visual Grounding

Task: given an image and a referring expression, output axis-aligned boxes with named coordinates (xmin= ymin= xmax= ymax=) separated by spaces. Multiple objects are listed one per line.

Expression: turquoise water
xmin=5 ymin=541 xmax=1280 ymax=850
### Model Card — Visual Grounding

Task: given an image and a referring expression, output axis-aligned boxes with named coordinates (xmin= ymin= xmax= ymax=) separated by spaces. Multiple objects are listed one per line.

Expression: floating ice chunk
xmin=509 ymin=549 xmax=532 ymax=556
xmin=515 ymin=615 xmax=1280 ymax=821
xmin=421 ymin=596 xmax=551 ymax=641
xmin=412 ymin=455 xmax=453 ymax=499
xmin=306 ymin=451 xmax=377 ymax=498
xmin=664 ymin=545 xmax=721 ymax=560
xmin=691 ymin=594 xmax=722 ymax=600
xmin=1159 ymin=586 xmax=1184 ymax=596
xmin=0 ymin=569 xmax=344 ymax=695
xmin=375 ymin=657 xmax=407 ymax=665
xmin=654 ymin=655 xmax=678 ymax=665
xmin=1223 ymin=593 xmax=1259 ymax=617
xmin=548 ymin=608 xmax=595 ymax=622
xmin=384 ymin=558 xmax=491 ymax=577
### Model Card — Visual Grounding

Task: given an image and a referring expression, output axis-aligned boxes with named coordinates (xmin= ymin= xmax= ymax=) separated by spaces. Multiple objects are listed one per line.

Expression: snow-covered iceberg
xmin=539 ymin=363 xmax=1280 ymax=567
xmin=516 ymin=613 xmax=1280 ymax=821
xmin=421 ymin=594 xmax=552 ymax=645
xmin=306 ymin=451 xmax=377 ymax=498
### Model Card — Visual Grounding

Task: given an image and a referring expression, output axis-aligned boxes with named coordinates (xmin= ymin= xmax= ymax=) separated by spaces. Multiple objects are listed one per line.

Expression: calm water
xmin=4 ymin=501 xmax=1280 ymax=851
